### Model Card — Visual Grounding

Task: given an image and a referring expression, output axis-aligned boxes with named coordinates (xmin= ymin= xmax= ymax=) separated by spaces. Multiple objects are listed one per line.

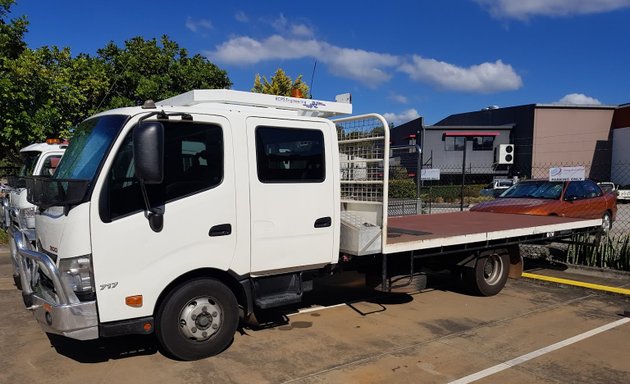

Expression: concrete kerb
xmin=522 ymin=257 xmax=630 ymax=298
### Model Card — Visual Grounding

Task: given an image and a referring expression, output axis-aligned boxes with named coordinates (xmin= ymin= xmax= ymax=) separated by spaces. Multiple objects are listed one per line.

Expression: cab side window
xmin=255 ymin=126 xmax=325 ymax=183
xmin=103 ymin=121 xmax=223 ymax=221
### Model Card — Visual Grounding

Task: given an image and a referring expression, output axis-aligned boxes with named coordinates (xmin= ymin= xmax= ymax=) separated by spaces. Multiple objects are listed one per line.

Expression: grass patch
xmin=563 ymin=233 xmax=630 ymax=271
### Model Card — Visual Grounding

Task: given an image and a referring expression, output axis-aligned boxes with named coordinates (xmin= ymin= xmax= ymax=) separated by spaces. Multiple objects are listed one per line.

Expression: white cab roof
xmin=20 ymin=142 xmax=68 ymax=153
xmin=157 ymin=89 xmax=352 ymax=118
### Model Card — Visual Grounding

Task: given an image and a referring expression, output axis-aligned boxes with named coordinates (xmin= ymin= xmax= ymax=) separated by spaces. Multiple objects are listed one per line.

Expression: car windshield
xmin=19 ymin=151 xmax=41 ymax=177
xmin=500 ymin=181 xmax=564 ymax=200
xmin=54 ymin=115 xmax=128 ymax=181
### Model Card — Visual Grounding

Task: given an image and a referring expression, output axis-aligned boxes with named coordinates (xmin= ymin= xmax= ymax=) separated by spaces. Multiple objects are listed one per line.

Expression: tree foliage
xmin=96 ymin=36 xmax=231 ymax=109
xmin=252 ymin=68 xmax=310 ymax=98
xmin=0 ymin=0 xmax=27 ymax=60
xmin=1 ymin=46 xmax=109 ymax=156
xmin=0 ymin=2 xmax=231 ymax=165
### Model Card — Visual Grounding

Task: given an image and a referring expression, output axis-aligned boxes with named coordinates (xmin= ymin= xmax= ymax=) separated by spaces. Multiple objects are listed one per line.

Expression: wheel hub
xmin=179 ymin=297 xmax=222 ymax=341
xmin=483 ymin=255 xmax=503 ymax=285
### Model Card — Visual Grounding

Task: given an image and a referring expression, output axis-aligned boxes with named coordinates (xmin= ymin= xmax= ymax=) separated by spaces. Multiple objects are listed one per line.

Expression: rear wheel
xmin=156 ymin=278 xmax=239 ymax=361
xmin=463 ymin=251 xmax=510 ymax=296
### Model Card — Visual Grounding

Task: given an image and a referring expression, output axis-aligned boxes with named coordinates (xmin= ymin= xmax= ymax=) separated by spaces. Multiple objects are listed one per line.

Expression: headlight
xmin=59 ymin=255 xmax=95 ymax=300
xmin=18 ymin=207 xmax=36 ymax=229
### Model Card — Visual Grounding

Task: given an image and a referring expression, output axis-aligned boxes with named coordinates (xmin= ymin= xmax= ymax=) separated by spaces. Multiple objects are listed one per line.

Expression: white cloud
xmin=186 ymin=17 xmax=213 ymax=32
xmin=399 ymin=56 xmax=522 ymax=93
xmin=206 ymin=29 xmax=520 ymax=93
xmin=476 ymin=0 xmax=630 ymax=20
xmin=206 ymin=35 xmax=399 ymax=87
xmin=235 ymin=11 xmax=249 ymax=23
xmin=554 ymin=93 xmax=602 ymax=105
xmin=268 ymin=14 xmax=314 ymax=37
xmin=383 ymin=109 xmax=420 ymax=126
xmin=389 ymin=93 xmax=408 ymax=104
xmin=291 ymin=24 xmax=314 ymax=37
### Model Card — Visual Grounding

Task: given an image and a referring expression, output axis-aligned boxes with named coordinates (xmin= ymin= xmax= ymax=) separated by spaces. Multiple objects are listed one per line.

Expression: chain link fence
xmin=387 ymin=160 xmax=630 ymax=271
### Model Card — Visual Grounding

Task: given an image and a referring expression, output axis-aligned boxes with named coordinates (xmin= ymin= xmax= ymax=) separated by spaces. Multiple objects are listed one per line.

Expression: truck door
xmin=246 ymin=117 xmax=336 ymax=274
xmin=90 ymin=115 xmax=238 ymax=322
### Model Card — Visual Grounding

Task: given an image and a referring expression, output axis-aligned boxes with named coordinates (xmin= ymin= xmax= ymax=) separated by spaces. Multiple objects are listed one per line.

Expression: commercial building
xmin=392 ymin=103 xmax=619 ymax=183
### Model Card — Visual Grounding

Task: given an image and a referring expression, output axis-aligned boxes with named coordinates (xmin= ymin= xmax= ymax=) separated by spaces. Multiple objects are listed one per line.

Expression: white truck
xmin=1 ymin=141 xmax=66 ymax=289
xmin=15 ymin=90 xmax=603 ymax=360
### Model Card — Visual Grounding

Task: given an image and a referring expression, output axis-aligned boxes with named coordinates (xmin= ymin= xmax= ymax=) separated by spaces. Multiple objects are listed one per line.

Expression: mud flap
xmin=508 ymin=245 xmax=523 ymax=279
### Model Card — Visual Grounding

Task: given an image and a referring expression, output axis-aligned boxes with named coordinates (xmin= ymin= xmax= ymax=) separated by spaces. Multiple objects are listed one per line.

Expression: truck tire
xmin=156 ymin=278 xmax=238 ymax=360
xmin=464 ymin=251 xmax=510 ymax=296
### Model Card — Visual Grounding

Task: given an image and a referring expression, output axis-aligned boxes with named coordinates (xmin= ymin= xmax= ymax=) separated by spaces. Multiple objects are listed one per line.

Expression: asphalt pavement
xmin=2 ymin=245 xmax=629 ymax=384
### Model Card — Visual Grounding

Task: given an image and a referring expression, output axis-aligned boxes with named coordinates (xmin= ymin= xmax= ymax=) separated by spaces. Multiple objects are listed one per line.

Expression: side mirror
xmin=133 ymin=121 xmax=164 ymax=184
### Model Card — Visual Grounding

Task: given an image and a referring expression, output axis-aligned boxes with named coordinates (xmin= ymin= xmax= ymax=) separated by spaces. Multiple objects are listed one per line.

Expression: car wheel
xmin=156 ymin=278 xmax=239 ymax=361
xmin=601 ymin=212 xmax=612 ymax=234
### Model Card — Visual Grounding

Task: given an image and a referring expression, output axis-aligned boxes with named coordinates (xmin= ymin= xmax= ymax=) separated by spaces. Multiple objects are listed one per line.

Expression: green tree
xmin=97 ymin=35 xmax=231 ymax=109
xmin=0 ymin=23 xmax=232 ymax=164
xmin=0 ymin=0 xmax=27 ymax=60
xmin=0 ymin=46 xmax=110 ymax=162
xmin=252 ymin=68 xmax=310 ymax=97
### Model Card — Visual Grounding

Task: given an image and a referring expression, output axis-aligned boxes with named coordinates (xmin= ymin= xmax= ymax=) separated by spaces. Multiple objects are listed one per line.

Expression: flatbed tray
xmin=384 ymin=211 xmax=601 ymax=254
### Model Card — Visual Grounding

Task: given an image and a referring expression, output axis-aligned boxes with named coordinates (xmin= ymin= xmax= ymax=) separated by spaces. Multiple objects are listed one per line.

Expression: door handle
xmin=314 ymin=216 xmax=332 ymax=228
xmin=209 ymin=224 xmax=232 ymax=237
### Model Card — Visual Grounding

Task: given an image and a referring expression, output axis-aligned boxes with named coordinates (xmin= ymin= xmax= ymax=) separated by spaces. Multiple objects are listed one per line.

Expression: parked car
xmin=597 ymin=182 xmax=617 ymax=195
xmin=617 ymin=185 xmax=630 ymax=203
xmin=480 ymin=179 xmax=514 ymax=198
xmin=470 ymin=179 xmax=617 ymax=233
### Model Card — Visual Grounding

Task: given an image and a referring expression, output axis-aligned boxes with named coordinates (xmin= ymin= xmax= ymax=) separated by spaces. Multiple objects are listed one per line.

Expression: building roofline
xmin=534 ymin=103 xmax=616 ymax=110
xmin=425 ymin=124 xmax=514 ymax=130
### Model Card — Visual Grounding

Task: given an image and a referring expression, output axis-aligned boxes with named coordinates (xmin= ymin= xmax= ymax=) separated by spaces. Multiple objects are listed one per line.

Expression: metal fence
xmin=387 ymin=160 xmax=630 ymax=270
xmin=387 ymin=161 xmax=630 ymax=236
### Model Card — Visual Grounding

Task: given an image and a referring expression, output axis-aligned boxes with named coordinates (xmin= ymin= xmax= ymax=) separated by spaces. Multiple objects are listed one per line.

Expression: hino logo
xmin=49 ymin=245 xmax=58 ymax=253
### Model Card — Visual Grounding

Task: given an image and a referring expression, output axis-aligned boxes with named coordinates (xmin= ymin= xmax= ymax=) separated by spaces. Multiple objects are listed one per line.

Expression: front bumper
xmin=13 ymin=231 xmax=98 ymax=340
xmin=7 ymin=224 xmax=35 ymax=281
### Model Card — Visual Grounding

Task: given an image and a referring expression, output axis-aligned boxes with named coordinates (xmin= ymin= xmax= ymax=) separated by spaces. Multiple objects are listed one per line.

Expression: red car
xmin=471 ymin=179 xmax=617 ymax=232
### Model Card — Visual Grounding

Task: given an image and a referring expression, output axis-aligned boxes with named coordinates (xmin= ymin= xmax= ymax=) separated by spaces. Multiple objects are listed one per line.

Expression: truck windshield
xmin=19 ymin=151 xmax=41 ymax=177
xmin=54 ymin=115 xmax=128 ymax=181
xmin=25 ymin=115 xmax=128 ymax=210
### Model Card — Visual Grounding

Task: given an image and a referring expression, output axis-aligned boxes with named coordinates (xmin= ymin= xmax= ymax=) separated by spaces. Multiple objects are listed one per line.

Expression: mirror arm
xmin=139 ymin=180 xmax=163 ymax=232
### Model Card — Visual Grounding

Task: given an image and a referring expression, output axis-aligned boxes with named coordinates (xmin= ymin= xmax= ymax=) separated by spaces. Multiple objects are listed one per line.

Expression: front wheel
xmin=463 ymin=251 xmax=510 ymax=296
xmin=156 ymin=278 xmax=239 ymax=361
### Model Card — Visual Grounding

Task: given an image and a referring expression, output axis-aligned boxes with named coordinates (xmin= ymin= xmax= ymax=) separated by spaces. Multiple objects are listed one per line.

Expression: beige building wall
xmin=531 ymin=108 xmax=614 ymax=178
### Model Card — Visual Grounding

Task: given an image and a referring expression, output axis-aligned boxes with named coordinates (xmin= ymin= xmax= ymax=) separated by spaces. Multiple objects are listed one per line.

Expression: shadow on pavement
xmin=46 ymin=333 xmax=158 ymax=363
xmin=523 ymin=256 xmax=569 ymax=272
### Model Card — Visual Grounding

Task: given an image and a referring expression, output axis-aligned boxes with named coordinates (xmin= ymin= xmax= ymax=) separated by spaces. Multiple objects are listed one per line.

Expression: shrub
xmin=389 ymin=179 xmax=417 ymax=199
xmin=563 ymin=233 xmax=630 ymax=271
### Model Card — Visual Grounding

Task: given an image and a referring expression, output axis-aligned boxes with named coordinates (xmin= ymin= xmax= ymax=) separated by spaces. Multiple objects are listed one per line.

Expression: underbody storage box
xmin=340 ymin=211 xmax=381 ymax=256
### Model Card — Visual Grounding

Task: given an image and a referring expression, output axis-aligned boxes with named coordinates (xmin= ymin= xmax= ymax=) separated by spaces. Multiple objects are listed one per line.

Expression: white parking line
xmin=286 ymin=303 xmax=347 ymax=316
xmin=448 ymin=317 xmax=630 ymax=384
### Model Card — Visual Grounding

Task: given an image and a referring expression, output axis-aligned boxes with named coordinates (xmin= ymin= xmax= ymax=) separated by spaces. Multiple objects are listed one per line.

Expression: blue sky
xmin=11 ymin=0 xmax=630 ymax=125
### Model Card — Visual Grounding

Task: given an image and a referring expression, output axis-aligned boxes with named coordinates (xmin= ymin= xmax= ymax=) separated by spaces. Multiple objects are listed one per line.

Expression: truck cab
xmin=18 ymin=90 xmax=349 ymax=360
xmin=3 ymin=140 xmax=66 ymax=289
